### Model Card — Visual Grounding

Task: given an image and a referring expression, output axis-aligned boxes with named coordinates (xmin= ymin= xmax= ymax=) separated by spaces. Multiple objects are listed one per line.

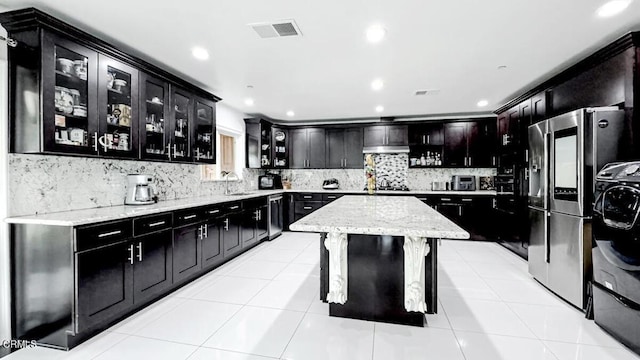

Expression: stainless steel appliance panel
xmin=548 ymin=211 xmax=590 ymax=308
xmin=268 ymin=195 xmax=283 ymax=239
xmin=528 ymin=120 xmax=548 ymax=209
xmin=549 ymin=110 xmax=585 ymax=216
xmin=528 ymin=207 xmax=548 ymax=284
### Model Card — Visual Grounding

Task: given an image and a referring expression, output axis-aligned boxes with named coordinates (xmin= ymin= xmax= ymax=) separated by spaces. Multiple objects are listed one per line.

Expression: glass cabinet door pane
xmin=104 ymin=65 xmax=133 ymax=151
xmin=173 ymin=93 xmax=190 ymax=159
xmin=144 ymin=80 xmax=167 ymax=156
xmin=194 ymin=101 xmax=214 ymax=161
xmin=54 ymin=45 xmax=89 ymax=148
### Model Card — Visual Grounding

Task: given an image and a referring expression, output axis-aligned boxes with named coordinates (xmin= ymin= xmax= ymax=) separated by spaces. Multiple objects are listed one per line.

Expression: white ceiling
xmin=2 ymin=0 xmax=640 ymax=122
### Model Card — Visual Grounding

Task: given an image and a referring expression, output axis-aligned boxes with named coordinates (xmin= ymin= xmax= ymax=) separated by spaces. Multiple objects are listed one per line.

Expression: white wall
xmin=1 ymin=20 xmax=12 ymax=353
xmin=215 ymin=102 xmax=247 ymax=178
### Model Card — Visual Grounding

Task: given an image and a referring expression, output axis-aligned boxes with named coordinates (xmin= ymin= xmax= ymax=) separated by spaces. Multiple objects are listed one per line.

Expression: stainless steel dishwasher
xmin=268 ymin=194 xmax=284 ymax=240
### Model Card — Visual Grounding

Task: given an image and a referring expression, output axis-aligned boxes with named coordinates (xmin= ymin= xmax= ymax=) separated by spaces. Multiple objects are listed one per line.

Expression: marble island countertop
xmin=289 ymin=195 xmax=470 ymax=239
xmin=5 ymin=190 xmax=284 ymax=227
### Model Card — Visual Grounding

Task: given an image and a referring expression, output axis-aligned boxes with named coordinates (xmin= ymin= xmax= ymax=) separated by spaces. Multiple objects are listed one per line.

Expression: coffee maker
xmin=125 ymin=174 xmax=158 ymax=205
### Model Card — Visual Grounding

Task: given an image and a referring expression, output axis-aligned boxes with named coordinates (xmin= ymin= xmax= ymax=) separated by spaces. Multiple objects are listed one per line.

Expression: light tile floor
xmin=5 ymin=232 xmax=640 ymax=360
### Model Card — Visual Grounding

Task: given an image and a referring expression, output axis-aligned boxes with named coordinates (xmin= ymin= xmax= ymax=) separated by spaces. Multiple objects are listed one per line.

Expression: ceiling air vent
xmin=249 ymin=20 xmax=302 ymax=38
xmin=414 ymin=89 xmax=440 ymax=96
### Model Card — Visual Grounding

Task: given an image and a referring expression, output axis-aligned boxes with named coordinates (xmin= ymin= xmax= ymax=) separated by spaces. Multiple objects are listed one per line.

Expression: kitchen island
xmin=289 ymin=195 xmax=469 ymax=326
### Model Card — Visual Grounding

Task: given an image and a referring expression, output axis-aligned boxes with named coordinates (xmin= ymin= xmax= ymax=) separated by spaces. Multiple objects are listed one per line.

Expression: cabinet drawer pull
xmin=148 ymin=221 xmax=166 ymax=227
xmin=327 ymin=196 xmax=336 ymax=199
xmin=441 ymin=198 xmax=452 ymax=201
xmin=183 ymin=214 xmax=197 ymax=220
xmin=98 ymin=230 xmax=122 ymax=238
xmin=461 ymin=198 xmax=473 ymax=202
xmin=303 ymin=196 xmax=313 ymax=199
xmin=208 ymin=209 xmax=220 ymax=214
xmin=229 ymin=205 xmax=239 ymax=210
xmin=303 ymin=206 xmax=313 ymax=210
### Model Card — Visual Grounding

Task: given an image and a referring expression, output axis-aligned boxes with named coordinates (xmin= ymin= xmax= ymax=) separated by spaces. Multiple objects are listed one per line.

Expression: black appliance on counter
xmin=451 ymin=175 xmax=476 ymax=191
xmin=259 ymin=174 xmax=283 ymax=190
xmin=592 ymin=161 xmax=640 ymax=355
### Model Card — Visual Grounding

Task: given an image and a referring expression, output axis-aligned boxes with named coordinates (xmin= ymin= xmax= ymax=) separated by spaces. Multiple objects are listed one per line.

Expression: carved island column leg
xmin=324 ymin=232 xmax=348 ymax=304
xmin=403 ymin=236 xmax=431 ymax=313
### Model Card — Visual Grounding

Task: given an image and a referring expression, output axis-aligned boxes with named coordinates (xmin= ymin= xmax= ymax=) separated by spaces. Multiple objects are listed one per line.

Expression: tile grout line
xmin=88 ymin=333 xmax=133 ymax=360
xmin=277 ymin=308 xmax=307 ymax=359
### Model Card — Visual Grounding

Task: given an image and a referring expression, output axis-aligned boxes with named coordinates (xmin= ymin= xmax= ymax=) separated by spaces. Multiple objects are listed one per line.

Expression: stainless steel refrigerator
xmin=528 ymin=107 xmax=624 ymax=309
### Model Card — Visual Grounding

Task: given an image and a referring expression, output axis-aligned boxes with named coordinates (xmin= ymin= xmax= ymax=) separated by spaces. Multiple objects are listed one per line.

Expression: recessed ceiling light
xmin=375 ymin=105 xmax=384 ymax=113
xmin=244 ymin=98 xmax=254 ymax=106
xmin=191 ymin=46 xmax=209 ymax=60
xmin=477 ymin=100 xmax=489 ymax=107
xmin=597 ymin=0 xmax=631 ymax=17
xmin=286 ymin=110 xmax=295 ymax=117
xmin=366 ymin=24 xmax=386 ymax=43
xmin=371 ymin=78 xmax=384 ymax=91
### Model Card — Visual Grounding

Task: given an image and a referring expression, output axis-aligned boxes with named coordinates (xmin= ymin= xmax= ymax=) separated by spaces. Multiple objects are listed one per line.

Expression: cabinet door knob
xmin=198 ymin=225 xmax=203 ymax=239
xmin=427 ymin=135 xmax=430 ymax=144
xmin=167 ymin=143 xmax=172 ymax=160
xmin=93 ymin=132 xmax=99 ymax=152
xmin=204 ymin=224 xmax=208 ymax=238
xmin=224 ymin=218 xmax=230 ymax=231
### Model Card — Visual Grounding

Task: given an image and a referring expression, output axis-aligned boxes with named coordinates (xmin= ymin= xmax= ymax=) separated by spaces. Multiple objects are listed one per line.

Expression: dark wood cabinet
xmin=3 ymin=8 xmax=219 ymax=163
xmin=257 ymin=205 xmax=269 ymax=240
xmin=325 ymin=128 xmax=363 ymax=168
xmin=140 ymin=73 xmax=171 ymax=161
xmin=222 ymin=212 xmax=242 ymax=258
xmin=132 ymin=229 xmax=172 ymax=303
xmin=409 ymin=123 xmax=444 ymax=146
xmin=443 ymin=123 xmax=467 ymax=167
xmin=172 ymin=224 xmax=202 ymax=283
xmin=241 ymin=208 xmax=258 ymax=248
xmin=202 ymin=218 xmax=224 ymax=269
xmin=531 ymin=91 xmax=548 ymax=124
xmin=363 ymin=125 xmax=408 ymax=146
xmin=290 ymin=128 xmax=326 ymax=168
xmin=76 ymin=241 xmax=133 ymax=333
xmin=444 ymin=121 xmax=495 ymax=167
xmin=42 ymin=32 xmax=99 ymax=156
xmin=97 ymin=55 xmax=139 ymax=158
xmin=192 ymin=96 xmax=216 ymax=163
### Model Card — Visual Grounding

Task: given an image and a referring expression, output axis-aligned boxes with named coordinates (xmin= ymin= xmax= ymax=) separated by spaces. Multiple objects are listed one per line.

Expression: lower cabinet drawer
xmin=294 ymin=201 xmax=323 ymax=218
xmin=133 ymin=213 xmax=173 ymax=236
xmin=294 ymin=193 xmax=323 ymax=201
xmin=75 ymin=220 xmax=132 ymax=252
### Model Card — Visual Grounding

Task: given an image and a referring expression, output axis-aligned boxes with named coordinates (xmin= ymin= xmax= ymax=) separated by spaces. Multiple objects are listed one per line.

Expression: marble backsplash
xmin=8 ymin=154 xmax=250 ymax=216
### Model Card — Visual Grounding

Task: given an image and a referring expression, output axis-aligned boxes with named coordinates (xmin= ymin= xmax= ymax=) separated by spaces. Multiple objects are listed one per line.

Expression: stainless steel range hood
xmin=362 ymin=145 xmax=410 ymax=154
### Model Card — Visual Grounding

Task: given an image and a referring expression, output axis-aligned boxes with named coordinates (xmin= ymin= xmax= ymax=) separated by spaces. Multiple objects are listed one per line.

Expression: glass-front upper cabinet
xmin=193 ymin=97 xmax=216 ymax=163
xmin=140 ymin=73 xmax=171 ymax=161
xmin=170 ymin=87 xmax=193 ymax=161
xmin=43 ymin=32 xmax=98 ymax=155
xmin=97 ymin=55 xmax=138 ymax=158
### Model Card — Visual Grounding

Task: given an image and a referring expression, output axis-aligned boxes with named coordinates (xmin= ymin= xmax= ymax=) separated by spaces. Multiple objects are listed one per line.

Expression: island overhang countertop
xmin=289 ymin=195 xmax=470 ymax=239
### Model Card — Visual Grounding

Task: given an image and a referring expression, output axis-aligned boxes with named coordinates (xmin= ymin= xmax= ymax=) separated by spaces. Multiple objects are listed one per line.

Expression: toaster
xmin=451 ymin=175 xmax=476 ymax=191
xmin=322 ymin=178 xmax=339 ymax=189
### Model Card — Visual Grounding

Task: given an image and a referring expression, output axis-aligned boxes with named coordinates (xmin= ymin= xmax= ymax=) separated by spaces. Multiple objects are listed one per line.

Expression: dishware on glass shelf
xmin=112 ymin=79 xmax=127 ymax=92
xmin=73 ymin=105 xmax=87 ymax=117
xmin=68 ymin=128 xmax=86 ymax=145
xmin=150 ymin=96 xmax=162 ymax=104
xmin=54 ymin=86 xmax=74 ymax=114
xmin=107 ymin=72 xmax=116 ymax=89
xmin=73 ymin=60 xmax=87 ymax=80
xmin=69 ymin=89 xmax=80 ymax=106
xmin=56 ymin=58 xmax=74 ymax=74
xmin=274 ymin=131 xmax=285 ymax=142
xmin=261 ymin=144 xmax=269 ymax=150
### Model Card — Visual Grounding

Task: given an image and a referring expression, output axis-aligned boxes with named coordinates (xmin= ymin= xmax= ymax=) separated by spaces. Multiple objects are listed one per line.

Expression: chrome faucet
xmin=222 ymin=171 xmax=239 ymax=195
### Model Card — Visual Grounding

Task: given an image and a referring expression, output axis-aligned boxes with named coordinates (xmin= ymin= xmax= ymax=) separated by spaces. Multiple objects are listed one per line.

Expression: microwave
xmin=259 ymin=174 xmax=283 ymax=190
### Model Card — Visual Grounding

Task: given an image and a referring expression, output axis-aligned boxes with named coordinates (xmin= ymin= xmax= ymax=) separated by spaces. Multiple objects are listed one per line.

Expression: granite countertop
xmin=5 ymin=190 xmax=285 ymax=227
xmin=5 ymin=188 xmax=495 ymax=227
xmin=284 ymin=189 xmax=497 ymax=196
xmin=289 ymin=195 xmax=470 ymax=239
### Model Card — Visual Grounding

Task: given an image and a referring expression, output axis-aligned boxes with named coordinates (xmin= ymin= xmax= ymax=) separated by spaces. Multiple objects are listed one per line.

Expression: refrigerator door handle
xmin=545 ymin=211 xmax=550 ymax=263
xmin=544 ymin=132 xmax=551 ymax=210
